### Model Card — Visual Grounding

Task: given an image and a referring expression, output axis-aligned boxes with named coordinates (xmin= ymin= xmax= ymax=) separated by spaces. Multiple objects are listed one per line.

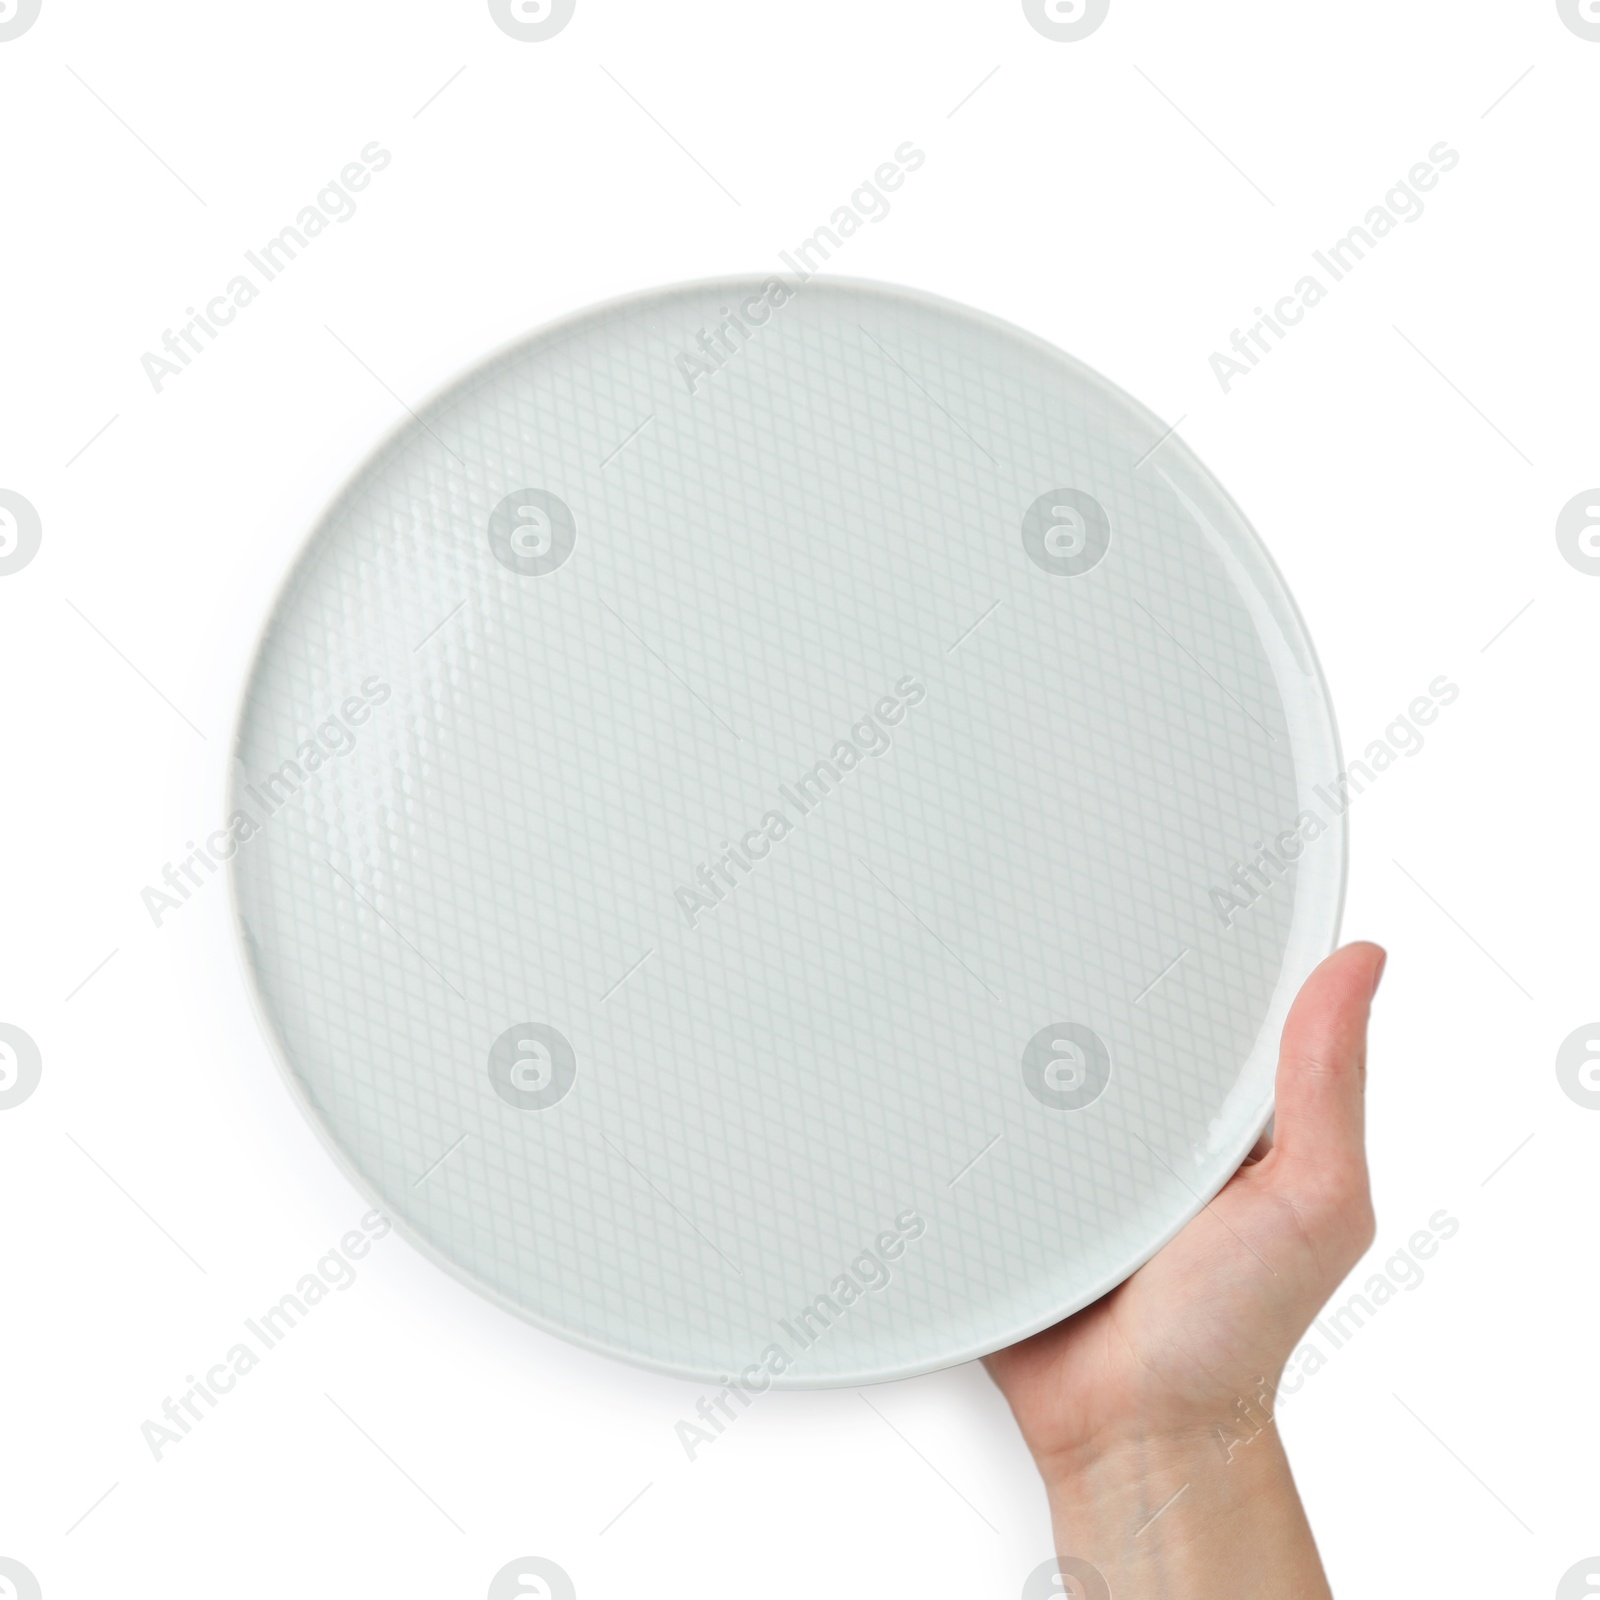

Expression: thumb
xmin=1269 ymin=941 xmax=1386 ymax=1203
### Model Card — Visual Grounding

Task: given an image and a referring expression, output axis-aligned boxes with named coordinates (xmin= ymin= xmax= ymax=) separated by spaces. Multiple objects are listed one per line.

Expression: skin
xmin=985 ymin=941 xmax=1387 ymax=1597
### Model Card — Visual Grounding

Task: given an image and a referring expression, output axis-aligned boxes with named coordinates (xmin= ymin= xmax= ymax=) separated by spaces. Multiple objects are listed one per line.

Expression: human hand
xmin=985 ymin=941 xmax=1387 ymax=1597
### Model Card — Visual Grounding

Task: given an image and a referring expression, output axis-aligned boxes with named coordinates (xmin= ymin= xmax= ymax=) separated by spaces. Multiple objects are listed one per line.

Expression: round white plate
xmin=230 ymin=277 xmax=1344 ymax=1387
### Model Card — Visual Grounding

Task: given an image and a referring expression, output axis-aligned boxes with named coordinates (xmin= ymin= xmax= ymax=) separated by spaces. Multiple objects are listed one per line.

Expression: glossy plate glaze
xmin=230 ymin=277 xmax=1344 ymax=1386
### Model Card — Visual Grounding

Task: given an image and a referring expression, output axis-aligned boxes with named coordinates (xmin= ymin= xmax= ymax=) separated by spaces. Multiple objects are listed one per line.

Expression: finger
xmin=1270 ymin=941 xmax=1386 ymax=1189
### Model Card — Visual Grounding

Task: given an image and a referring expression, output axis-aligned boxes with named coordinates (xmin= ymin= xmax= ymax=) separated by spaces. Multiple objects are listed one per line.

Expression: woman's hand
xmin=985 ymin=941 xmax=1387 ymax=1598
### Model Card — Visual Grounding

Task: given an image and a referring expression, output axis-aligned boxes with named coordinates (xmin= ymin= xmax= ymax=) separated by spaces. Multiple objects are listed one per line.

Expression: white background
xmin=2 ymin=2 xmax=1597 ymax=1595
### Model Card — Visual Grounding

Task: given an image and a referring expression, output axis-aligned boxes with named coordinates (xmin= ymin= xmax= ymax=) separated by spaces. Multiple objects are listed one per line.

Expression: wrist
xmin=1040 ymin=1415 xmax=1286 ymax=1523
xmin=1030 ymin=1367 xmax=1286 ymax=1487
xmin=1037 ymin=1420 xmax=1331 ymax=1599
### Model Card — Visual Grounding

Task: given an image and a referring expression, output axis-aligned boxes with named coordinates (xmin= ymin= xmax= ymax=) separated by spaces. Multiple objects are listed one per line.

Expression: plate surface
xmin=231 ymin=277 xmax=1344 ymax=1386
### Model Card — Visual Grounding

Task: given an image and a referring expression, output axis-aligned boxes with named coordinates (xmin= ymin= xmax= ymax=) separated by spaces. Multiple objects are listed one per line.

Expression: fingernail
xmin=1371 ymin=948 xmax=1388 ymax=996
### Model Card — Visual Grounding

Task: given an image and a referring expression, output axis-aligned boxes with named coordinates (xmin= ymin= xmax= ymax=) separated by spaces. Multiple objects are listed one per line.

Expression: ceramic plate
xmin=230 ymin=277 xmax=1344 ymax=1386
